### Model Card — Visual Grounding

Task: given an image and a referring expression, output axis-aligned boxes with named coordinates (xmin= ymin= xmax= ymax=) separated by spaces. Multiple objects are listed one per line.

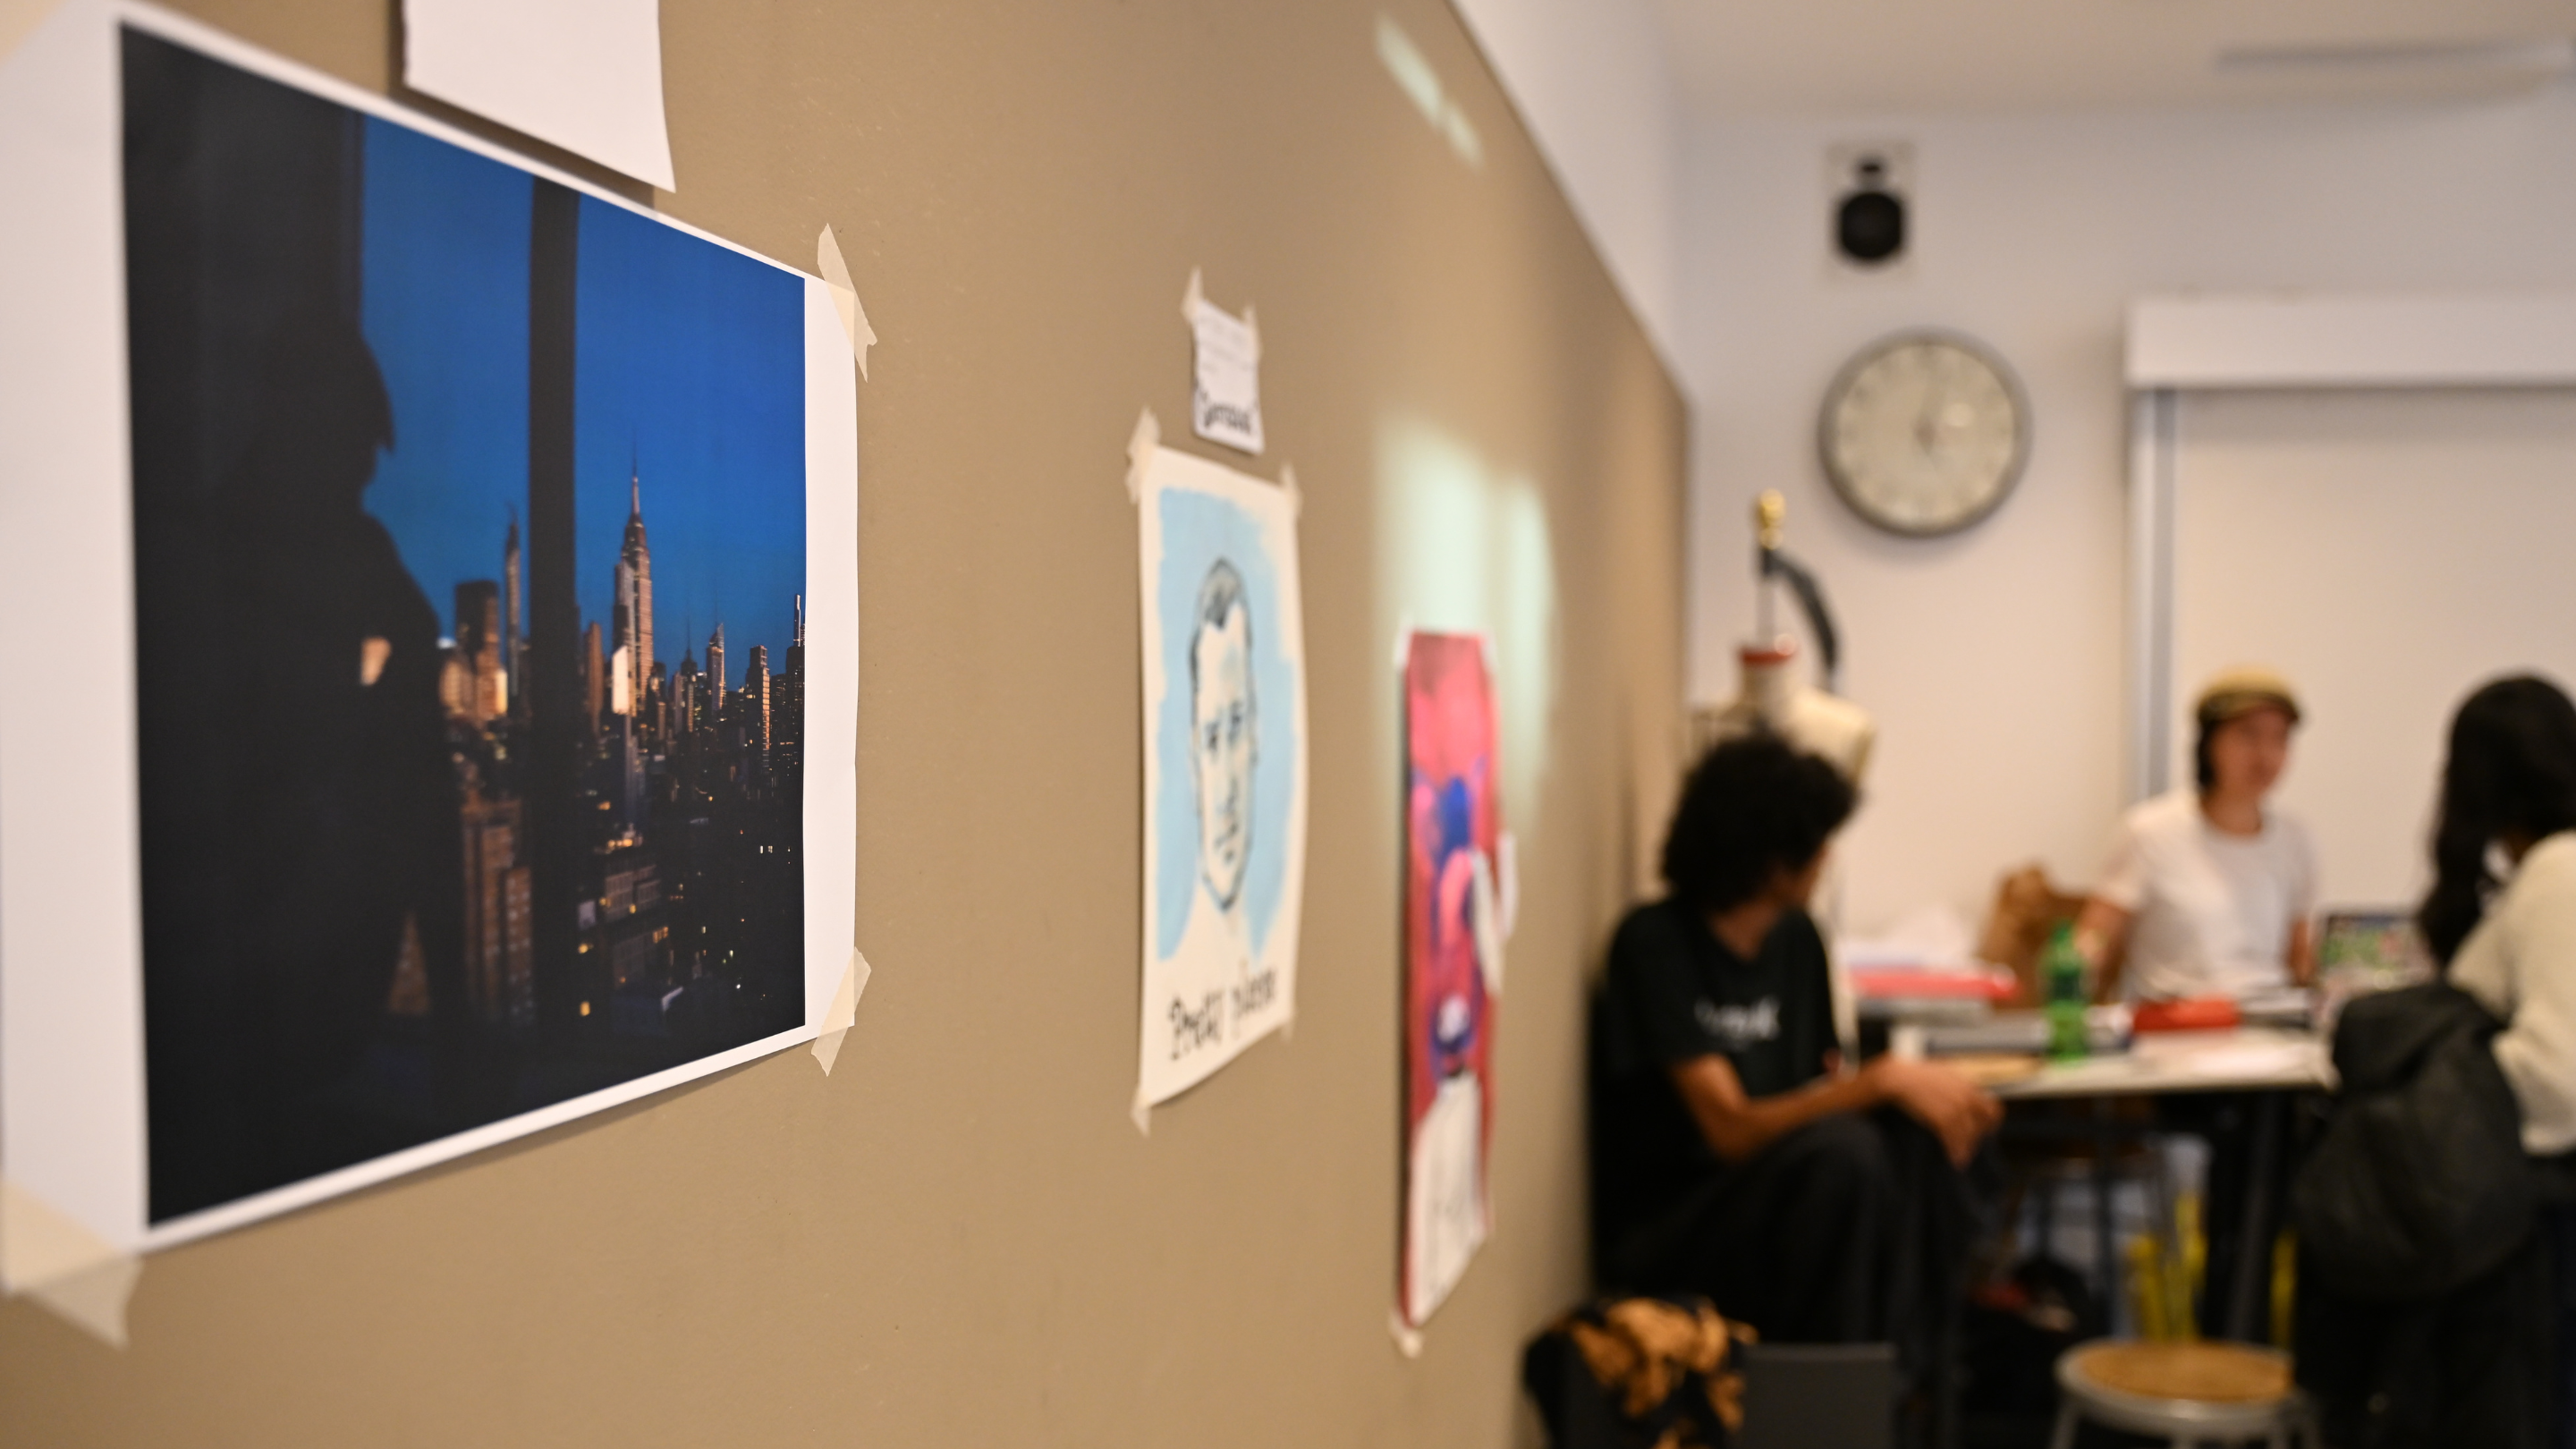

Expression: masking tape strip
xmin=0 ymin=0 xmax=63 ymax=64
xmin=816 ymin=225 xmax=877 ymax=380
xmin=1277 ymin=463 xmax=1300 ymax=517
xmin=1130 ymin=1088 xmax=1152 ymax=1137
xmin=2 ymin=1180 xmax=140 ymax=1347
xmin=810 ymin=950 xmax=872 ymax=1075
xmin=1125 ymin=408 xmax=1160 ymax=505
xmin=1181 ymin=268 xmax=1259 ymax=355
xmin=1389 ymin=1307 xmax=1425 ymax=1359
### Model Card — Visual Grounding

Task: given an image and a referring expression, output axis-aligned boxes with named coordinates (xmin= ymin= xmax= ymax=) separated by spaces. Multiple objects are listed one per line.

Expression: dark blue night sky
xmin=358 ymin=117 xmax=806 ymax=688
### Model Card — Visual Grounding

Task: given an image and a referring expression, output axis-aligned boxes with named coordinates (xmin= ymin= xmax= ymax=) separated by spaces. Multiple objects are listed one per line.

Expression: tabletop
xmin=1983 ymin=1026 xmax=2333 ymax=1100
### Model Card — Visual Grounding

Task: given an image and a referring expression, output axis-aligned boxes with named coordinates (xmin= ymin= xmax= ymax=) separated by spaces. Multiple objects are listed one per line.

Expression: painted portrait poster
xmin=1134 ymin=445 xmax=1309 ymax=1110
xmin=0 ymin=4 xmax=855 ymax=1274
xmin=1400 ymin=631 xmax=1502 ymax=1327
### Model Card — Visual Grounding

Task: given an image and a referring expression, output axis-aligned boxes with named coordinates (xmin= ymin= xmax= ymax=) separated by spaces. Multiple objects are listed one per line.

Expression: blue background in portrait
xmin=1152 ymin=485 xmax=1300 ymax=962
xmin=357 ymin=119 xmax=806 ymax=682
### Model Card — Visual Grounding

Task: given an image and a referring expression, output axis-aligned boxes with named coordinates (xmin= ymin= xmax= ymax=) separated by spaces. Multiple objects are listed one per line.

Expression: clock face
xmin=1818 ymin=332 xmax=2029 ymax=537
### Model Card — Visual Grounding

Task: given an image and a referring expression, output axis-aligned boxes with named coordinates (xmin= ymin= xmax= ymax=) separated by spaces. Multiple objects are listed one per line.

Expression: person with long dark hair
xmin=2427 ymin=674 xmax=2576 ymax=1447
xmin=2430 ymin=674 xmax=2576 ymax=1130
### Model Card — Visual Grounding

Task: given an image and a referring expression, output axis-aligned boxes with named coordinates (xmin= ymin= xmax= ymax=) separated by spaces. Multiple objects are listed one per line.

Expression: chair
xmin=2049 ymin=1340 xmax=2315 ymax=1448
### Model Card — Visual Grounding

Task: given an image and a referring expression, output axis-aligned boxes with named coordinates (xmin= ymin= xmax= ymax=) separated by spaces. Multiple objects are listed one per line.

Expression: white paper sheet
xmin=1184 ymin=271 xmax=1264 ymax=455
xmin=0 ymin=4 xmax=856 ymax=1292
xmin=1133 ymin=445 xmax=1307 ymax=1108
xmin=402 ymin=0 xmax=675 ymax=191
xmin=1404 ymin=1071 xmax=1487 ymax=1325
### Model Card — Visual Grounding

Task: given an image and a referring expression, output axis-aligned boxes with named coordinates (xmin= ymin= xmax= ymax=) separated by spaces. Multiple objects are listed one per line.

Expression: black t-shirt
xmin=1589 ymin=898 xmax=1838 ymax=1258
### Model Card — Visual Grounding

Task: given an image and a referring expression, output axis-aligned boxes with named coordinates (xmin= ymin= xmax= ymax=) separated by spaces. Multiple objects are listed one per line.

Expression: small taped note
xmin=817 ymin=225 xmax=877 ymax=379
xmin=1125 ymin=408 xmax=1160 ymax=505
xmin=810 ymin=950 xmax=872 ymax=1075
xmin=1182 ymin=269 xmax=1263 ymax=455
xmin=1389 ymin=1307 xmax=1425 ymax=1359
xmin=3 ymin=1180 xmax=140 ymax=1347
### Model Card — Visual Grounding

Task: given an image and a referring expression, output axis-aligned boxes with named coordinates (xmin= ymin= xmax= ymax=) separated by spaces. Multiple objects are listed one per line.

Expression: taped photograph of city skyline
xmin=124 ymin=28 xmax=812 ymax=1224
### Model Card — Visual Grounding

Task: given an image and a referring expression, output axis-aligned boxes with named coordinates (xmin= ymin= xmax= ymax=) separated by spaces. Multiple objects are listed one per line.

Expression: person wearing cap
xmin=2076 ymin=666 xmax=2318 ymax=1002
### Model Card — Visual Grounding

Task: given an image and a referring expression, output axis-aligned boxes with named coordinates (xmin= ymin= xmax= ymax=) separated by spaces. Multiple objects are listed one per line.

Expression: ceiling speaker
xmin=1827 ymin=141 xmax=1912 ymax=274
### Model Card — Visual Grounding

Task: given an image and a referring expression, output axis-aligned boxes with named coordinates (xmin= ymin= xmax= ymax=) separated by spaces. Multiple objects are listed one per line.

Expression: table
xmin=1975 ymin=1025 xmax=2332 ymax=1343
xmin=1987 ymin=1026 xmax=2332 ymax=1101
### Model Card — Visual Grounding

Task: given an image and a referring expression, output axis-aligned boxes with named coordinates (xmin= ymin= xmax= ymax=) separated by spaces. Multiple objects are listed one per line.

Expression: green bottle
xmin=2044 ymin=922 xmax=2089 ymax=1060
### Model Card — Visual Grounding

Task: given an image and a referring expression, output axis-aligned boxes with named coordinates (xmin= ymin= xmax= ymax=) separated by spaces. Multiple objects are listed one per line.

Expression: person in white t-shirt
xmin=2078 ymin=667 xmax=2318 ymax=1002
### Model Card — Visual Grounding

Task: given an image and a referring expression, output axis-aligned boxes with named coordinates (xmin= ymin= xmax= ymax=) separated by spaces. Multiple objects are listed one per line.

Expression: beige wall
xmin=1 ymin=1 xmax=1685 ymax=1445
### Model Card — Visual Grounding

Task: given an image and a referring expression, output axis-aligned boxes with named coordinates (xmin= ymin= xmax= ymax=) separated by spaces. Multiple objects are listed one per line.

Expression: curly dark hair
xmin=1660 ymin=733 xmax=1858 ymax=915
xmin=2420 ymin=675 xmax=2576 ymax=963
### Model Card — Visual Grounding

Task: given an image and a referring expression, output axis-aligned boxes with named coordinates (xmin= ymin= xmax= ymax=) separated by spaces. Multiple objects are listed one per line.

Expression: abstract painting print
xmin=1400 ymin=631 xmax=1501 ymax=1327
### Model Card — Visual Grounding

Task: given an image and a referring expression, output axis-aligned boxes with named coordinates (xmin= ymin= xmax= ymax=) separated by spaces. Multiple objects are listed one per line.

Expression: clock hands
xmin=1912 ymin=343 xmax=1952 ymax=459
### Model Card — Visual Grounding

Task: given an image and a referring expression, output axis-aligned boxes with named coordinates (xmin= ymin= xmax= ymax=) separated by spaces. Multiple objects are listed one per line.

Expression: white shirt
xmin=2096 ymin=789 xmax=2316 ymax=1002
xmin=2451 ymin=831 xmax=2576 ymax=1157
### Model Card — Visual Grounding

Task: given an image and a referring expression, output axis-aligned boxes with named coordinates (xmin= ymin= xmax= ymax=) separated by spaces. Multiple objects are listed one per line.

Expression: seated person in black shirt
xmin=1592 ymin=733 xmax=1998 ymax=1363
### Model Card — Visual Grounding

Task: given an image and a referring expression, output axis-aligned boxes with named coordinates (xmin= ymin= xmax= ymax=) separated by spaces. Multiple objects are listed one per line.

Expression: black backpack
xmin=2292 ymin=983 xmax=2537 ymax=1301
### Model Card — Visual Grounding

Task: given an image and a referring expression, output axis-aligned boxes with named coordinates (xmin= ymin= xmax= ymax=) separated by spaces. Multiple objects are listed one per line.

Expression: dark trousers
xmin=2152 ymin=1090 xmax=2280 ymax=1338
xmin=1608 ymin=1110 xmax=1987 ymax=1386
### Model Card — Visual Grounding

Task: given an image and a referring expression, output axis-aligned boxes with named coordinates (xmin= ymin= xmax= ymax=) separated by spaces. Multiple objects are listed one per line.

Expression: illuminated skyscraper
xmin=503 ymin=515 xmax=522 ymax=720
xmin=705 ymin=624 xmax=726 ymax=727
xmin=461 ymin=783 xmax=535 ymax=1030
xmin=747 ymin=644 xmax=771 ymax=750
xmin=611 ymin=460 xmax=655 ymax=721
xmin=779 ymin=594 xmax=804 ymax=750
xmin=453 ymin=580 xmax=505 ymax=724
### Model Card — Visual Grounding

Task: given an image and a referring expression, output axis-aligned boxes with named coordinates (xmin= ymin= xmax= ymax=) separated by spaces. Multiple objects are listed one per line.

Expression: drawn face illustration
xmin=1189 ymin=571 xmax=1257 ymax=911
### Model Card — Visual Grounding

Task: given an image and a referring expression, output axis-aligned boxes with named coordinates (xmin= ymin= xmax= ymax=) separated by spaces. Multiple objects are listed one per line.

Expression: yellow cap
xmin=2195 ymin=665 xmax=2301 ymax=726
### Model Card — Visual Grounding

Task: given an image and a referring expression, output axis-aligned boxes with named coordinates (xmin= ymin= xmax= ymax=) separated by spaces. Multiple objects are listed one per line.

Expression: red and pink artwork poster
xmin=1400 ymin=631 xmax=1504 ymax=1328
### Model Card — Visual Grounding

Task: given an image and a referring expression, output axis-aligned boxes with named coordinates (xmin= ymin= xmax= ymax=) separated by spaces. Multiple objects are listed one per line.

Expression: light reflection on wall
xmin=1377 ymin=416 xmax=1559 ymax=839
xmin=1375 ymin=15 xmax=1484 ymax=169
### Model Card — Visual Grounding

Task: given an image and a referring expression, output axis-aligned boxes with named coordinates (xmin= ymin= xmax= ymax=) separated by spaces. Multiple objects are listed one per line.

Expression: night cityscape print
xmin=123 ymin=30 xmax=811 ymax=1222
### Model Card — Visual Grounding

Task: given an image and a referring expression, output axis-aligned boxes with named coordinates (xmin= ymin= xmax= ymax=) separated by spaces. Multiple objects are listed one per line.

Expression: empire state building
xmin=612 ymin=461 xmax=655 ymax=720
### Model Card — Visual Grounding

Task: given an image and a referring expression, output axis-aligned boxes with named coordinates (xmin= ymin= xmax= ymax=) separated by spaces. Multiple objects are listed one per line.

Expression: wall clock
xmin=1817 ymin=330 xmax=2029 ymax=537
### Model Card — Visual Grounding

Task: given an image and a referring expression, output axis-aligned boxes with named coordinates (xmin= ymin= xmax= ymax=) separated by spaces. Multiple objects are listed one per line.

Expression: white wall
xmin=1679 ymin=85 xmax=2576 ymax=933
xmin=2174 ymin=388 xmax=2576 ymax=912
xmin=1447 ymin=0 xmax=1682 ymax=369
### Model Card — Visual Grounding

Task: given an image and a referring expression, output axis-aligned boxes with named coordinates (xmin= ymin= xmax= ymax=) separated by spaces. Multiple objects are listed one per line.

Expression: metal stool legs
xmin=2046 ymin=1394 xmax=2314 ymax=1448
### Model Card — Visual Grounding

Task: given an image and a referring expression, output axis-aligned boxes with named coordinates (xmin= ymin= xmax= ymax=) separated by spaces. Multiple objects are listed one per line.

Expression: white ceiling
xmin=1655 ymin=0 xmax=2576 ymax=114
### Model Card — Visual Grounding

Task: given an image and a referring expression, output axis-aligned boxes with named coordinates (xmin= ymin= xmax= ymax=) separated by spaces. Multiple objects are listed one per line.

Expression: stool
xmin=2049 ymin=1340 xmax=2315 ymax=1448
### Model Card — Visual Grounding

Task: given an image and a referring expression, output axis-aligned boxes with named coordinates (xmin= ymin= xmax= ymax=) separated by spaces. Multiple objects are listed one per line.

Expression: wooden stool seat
xmin=2050 ymin=1339 xmax=2313 ymax=1449
xmin=2072 ymin=1342 xmax=2292 ymax=1403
